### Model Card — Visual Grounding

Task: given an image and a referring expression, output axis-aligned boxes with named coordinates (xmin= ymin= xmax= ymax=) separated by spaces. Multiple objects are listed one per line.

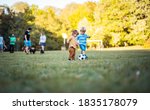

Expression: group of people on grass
xmin=0 ymin=28 xmax=47 ymax=54
xmin=0 ymin=33 xmax=16 ymax=53
xmin=23 ymin=28 xmax=46 ymax=54
xmin=0 ymin=26 xmax=90 ymax=60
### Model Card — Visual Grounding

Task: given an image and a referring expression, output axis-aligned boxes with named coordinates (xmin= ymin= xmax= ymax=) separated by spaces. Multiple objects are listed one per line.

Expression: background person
xmin=24 ymin=28 xmax=32 ymax=54
xmin=9 ymin=34 xmax=16 ymax=53
xmin=39 ymin=32 xmax=46 ymax=54
xmin=0 ymin=34 xmax=6 ymax=52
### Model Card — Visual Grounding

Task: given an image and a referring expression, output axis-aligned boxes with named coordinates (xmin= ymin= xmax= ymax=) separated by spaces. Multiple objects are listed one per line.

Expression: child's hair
xmin=28 ymin=28 xmax=32 ymax=30
xmin=80 ymin=27 xmax=86 ymax=32
xmin=72 ymin=30 xmax=79 ymax=36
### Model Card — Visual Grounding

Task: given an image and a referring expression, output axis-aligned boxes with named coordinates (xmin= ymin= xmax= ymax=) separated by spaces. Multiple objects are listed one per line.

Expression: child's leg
xmin=40 ymin=43 xmax=45 ymax=54
xmin=10 ymin=45 xmax=13 ymax=53
xmin=80 ymin=45 xmax=88 ymax=59
xmin=68 ymin=47 xmax=72 ymax=60
xmin=80 ymin=45 xmax=84 ymax=54
xmin=0 ymin=44 xmax=3 ymax=52
xmin=24 ymin=41 xmax=29 ymax=54
xmin=72 ymin=48 xmax=76 ymax=60
xmin=82 ymin=51 xmax=85 ymax=55
xmin=41 ymin=46 xmax=44 ymax=51
xmin=25 ymin=46 xmax=29 ymax=54
xmin=69 ymin=47 xmax=74 ymax=60
xmin=80 ymin=44 xmax=86 ymax=55
xmin=41 ymin=46 xmax=45 ymax=53
xmin=9 ymin=45 xmax=11 ymax=53
xmin=12 ymin=45 xmax=14 ymax=53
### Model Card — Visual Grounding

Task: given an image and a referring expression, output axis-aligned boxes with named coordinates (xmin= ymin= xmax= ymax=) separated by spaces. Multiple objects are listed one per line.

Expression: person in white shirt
xmin=39 ymin=33 xmax=46 ymax=54
xmin=0 ymin=34 xmax=6 ymax=52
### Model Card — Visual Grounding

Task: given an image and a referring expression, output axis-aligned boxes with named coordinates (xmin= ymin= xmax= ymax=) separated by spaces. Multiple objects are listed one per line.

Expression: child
xmin=0 ymin=34 xmax=4 ymax=52
xmin=77 ymin=27 xmax=90 ymax=59
xmin=9 ymin=34 xmax=16 ymax=53
xmin=0 ymin=34 xmax=6 ymax=52
xmin=39 ymin=32 xmax=46 ymax=54
xmin=67 ymin=30 xmax=79 ymax=60
xmin=24 ymin=28 xmax=32 ymax=54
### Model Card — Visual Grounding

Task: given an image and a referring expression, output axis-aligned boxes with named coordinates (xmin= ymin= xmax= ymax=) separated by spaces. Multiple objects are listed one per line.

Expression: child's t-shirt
xmin=24 ymin=31 xmax=30 ymax=41
xmin=68 ymin=36 xmax=77 ymax=49
xmin=0 ymin=36 xmax=3 ymax=44
xmin=40 ymin=35 xmax=46 ymax=43
xmin=10 ymin=36 xmax=16 ymax=45
xmin=77 ymin=34 xmax=89 ymax=45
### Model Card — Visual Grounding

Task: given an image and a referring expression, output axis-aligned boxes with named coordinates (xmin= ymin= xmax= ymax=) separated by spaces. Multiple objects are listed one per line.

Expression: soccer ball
xmin=78 ymin=54 xmax=86 ymax=60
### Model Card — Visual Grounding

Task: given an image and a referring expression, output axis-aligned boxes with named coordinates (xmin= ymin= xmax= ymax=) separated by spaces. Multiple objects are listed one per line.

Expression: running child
xmin=24 ymin=28 xmax=32 ymax=54
xmin=67 ymin=30 xmax=79 ymax=60
xmin=77 ymin=27 xmax=90 ymax=59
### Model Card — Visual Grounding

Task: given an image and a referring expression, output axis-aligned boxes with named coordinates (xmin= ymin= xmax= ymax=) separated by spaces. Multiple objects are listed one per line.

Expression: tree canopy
xmin=0 ymin=0 xmax=149 ymax=50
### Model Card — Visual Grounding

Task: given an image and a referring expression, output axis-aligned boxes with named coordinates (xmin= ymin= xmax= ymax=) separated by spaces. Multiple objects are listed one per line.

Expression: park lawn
xmin=0 ymin=49 xmax=150 ymax=93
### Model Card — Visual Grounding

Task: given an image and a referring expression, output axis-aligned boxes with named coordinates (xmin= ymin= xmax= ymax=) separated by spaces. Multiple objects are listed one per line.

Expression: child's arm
xmin=87 ymin=34 xmax=90 ymax=38
xmin=76 ymin=35 xmax=80 ymax=45
xmin=24 ymin=35 xmax=28 ymax=42
xmin=45 ymin=35 xmax=46 ymax=42
xmin=76 ymin=41 xmax=79 ymax=47
xmin=15 ymin=37 xmax=17 ymax=43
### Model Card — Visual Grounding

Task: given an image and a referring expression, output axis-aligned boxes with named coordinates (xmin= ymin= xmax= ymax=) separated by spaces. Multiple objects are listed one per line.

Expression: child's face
xmin=73 ymin=33 xmax=78 ymax=37
xmin=80 ymin=30 xmax=85 ymax=35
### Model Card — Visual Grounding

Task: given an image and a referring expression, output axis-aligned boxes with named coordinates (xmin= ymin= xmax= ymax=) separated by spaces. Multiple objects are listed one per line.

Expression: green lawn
xmin=0 ymin=49 xmax=150 ymax=93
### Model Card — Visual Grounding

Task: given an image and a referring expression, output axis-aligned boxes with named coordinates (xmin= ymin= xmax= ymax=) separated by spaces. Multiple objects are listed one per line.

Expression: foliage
xmin=94 ymin=0 xmax=150 ymax=47
xmin=11 ymin=1 xmax=29 ymax=13
xmin=144 ymin=38 xmax=150 ymax=48
xmin=0 ymin=0 xmax=150 ymax=49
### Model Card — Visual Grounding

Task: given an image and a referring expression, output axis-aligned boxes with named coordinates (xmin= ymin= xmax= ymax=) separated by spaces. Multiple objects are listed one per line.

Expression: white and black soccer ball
xmin=78 ymin=54 xmax=86 ymax=60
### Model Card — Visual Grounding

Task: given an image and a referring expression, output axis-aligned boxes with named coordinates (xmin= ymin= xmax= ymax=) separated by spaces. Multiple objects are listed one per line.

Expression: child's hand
xmin=67 ymin=43 xmax=69 ymax=46
xmin=76 ymin=42 xmax=79 ymax=46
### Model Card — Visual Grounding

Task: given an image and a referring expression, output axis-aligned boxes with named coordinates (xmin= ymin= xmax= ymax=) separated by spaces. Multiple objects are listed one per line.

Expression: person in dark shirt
xmin=24 ymin=28 xmax=32 ymax=54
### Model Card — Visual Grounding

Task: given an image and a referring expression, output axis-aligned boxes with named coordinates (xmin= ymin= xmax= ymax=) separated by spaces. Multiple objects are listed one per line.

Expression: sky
xmin=0 ymin=0 xmax=99 ymax=9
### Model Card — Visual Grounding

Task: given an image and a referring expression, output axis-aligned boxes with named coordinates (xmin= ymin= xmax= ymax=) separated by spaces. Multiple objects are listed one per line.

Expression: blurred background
xmin=0 ymin=0 xmax=150 ymax=50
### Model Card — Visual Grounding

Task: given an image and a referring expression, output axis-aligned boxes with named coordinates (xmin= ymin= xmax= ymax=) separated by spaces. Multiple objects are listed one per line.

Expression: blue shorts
xmin=79 ymin=44 xmax=86 ymax=51
xmin=40 ymin=42 xmax=46 ymax=46
xmin=24 ymin=40 xmax=31 ymax=47
xmin=0 ymin=44 xmax=3 ymax=49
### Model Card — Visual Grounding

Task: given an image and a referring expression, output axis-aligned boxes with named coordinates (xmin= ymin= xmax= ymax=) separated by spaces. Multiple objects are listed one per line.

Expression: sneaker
xmin=40 ymin=50 xmax=44 ymax=54
xmin=85 ymin=54 xmax=88 ymax=59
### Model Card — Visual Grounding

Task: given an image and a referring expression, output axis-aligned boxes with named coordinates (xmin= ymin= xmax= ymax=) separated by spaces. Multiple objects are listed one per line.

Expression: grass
xmin=0 ymin=49 xmax=150 ymax=93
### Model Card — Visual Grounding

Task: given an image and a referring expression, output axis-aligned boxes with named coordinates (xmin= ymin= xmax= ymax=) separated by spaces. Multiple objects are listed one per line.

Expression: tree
xmin=0 ymin=5 xmax=12 ymax=46
xmin=94 ymin=0 xmax=150 ymax=47
xmin=11 ymin=2 xmax=29 ymax=13
xmin=1 ymin=0 xmax=149 ymax=50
